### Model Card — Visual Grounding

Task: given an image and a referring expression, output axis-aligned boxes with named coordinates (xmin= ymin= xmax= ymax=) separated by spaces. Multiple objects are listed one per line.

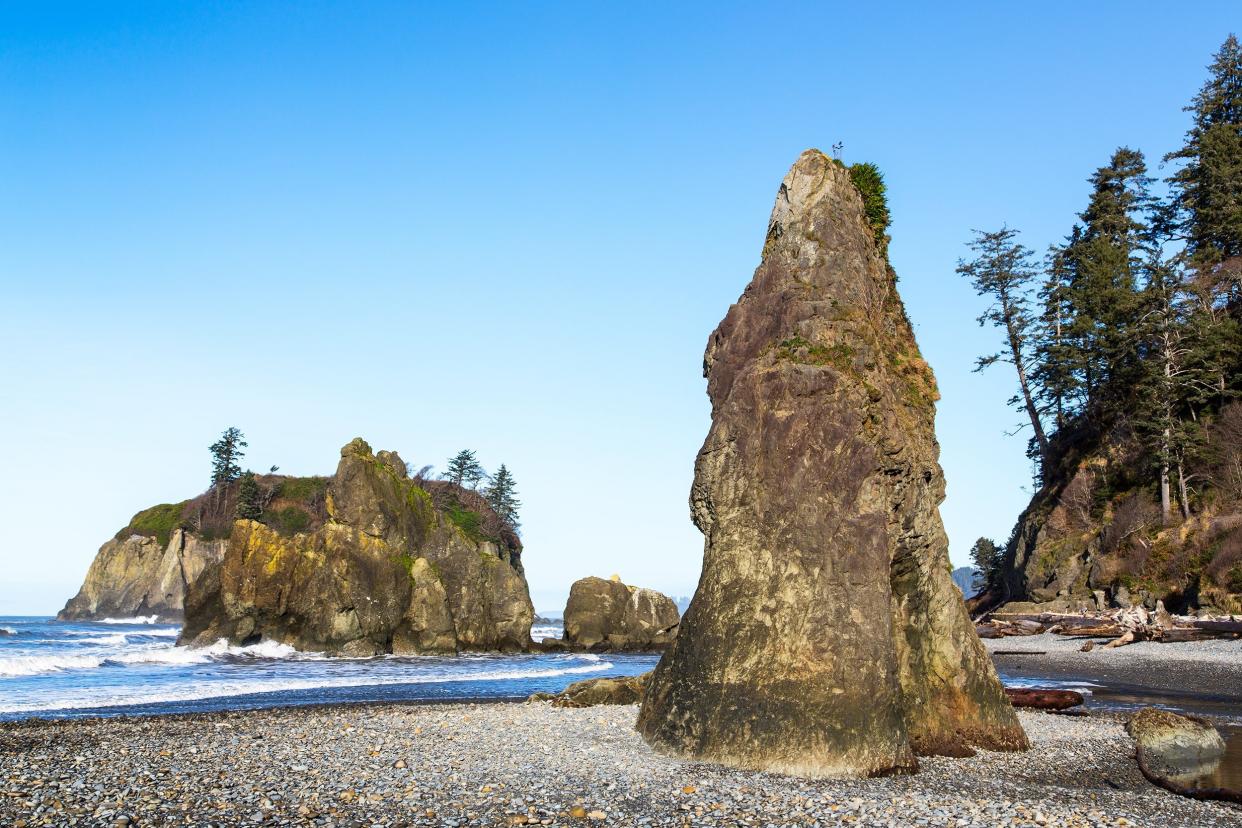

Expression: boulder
xmin=563 ymin=576 xmax=679 ymax=650
xmin=1127 ymin=707 xmax=1238 ymax=803
xmin=529 ymin=672 xmax=651 ymax=707
xmin=637 ymin=149 xmax=1027 ymax=778
xmin=180 ymin=438 xmax=533 ymax=654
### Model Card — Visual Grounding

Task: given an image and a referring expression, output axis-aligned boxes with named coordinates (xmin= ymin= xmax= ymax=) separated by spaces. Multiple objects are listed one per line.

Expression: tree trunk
xmin=1007 ymin=325 xmax=1049 ymax=478
xmin=1160 ymin=461 xmax=1172 ymax=525
xmin=1177 ymin=461 xmax=1191 ymax=521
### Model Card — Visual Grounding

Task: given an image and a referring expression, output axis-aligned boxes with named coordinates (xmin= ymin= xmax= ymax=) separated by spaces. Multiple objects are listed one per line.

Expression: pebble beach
xmin=3 ymin=701 xmax=1240 ymax=828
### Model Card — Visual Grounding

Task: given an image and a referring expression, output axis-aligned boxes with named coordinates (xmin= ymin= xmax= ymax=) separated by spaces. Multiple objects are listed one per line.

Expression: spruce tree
xmin=235 ymin=471 xmax=263 ymax=520
xmin=969 ymin=537 xmax=1002 ymax=594
xmin=957 ymin=227 xmax=1050 ymax=475
xmin=443 ymin=449 xmax=486 ymax=489
xmin=209 ymin=427 xmax=247 ymax=487
xmin=484 ymin=464 xmax=521 ymax=531
xmin=1164 ymin=34 xmax=1242 ymax=278
xmin=1054 ymin=149 xmax=1151 ymax=415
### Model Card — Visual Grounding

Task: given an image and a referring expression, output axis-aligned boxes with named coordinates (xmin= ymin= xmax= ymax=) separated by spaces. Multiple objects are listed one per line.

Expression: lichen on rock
xmin=636 ymin=149 xmax=1027 ymax=778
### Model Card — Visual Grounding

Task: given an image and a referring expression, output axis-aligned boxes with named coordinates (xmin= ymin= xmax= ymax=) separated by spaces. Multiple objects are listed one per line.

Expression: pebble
xmin=0 ymin=703 xmax=1239 ymax=826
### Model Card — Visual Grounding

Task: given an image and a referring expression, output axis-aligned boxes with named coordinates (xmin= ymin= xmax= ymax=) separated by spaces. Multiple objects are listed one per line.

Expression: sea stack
xmin=636 ymin=149 xmax=1027 ymax=777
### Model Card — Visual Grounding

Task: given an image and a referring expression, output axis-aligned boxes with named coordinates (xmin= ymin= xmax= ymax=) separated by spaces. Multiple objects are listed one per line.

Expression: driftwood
xmin=1003 ymin=688 xmax=1084 ymax=710
xmin=978 ymin=607 xmax=1242 ymax=649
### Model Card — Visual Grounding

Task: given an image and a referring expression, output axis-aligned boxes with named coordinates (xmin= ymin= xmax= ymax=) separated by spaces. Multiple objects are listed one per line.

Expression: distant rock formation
xmin=637 ymin=149 xmax=1027 ymax=777
xmin=180 ymin=439 xmax=533 ymax=655
xmin=59 ymin=527 xmax=227 ymax=623
xmin=562 ymin=576 xmax=679 ymax=650
xmin=951 ymin=566 xmax=978 ymax=598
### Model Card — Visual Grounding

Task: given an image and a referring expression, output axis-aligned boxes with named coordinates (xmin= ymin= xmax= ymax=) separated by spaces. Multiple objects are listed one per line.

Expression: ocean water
xmin=0 ymin=616 xmax=656 ymax=720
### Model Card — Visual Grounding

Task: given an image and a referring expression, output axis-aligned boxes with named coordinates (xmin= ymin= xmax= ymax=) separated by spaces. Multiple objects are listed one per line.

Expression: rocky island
xmin=61 ymin=438 xmax=535 ymax=654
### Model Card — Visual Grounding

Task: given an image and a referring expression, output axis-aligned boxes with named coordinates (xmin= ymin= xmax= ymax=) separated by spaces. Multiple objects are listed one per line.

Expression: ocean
xmin=0 ymin=616 xmax=656 ymax=720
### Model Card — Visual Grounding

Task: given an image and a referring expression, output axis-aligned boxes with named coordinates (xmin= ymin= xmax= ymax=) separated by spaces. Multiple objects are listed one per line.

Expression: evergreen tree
xmin=209 ymin=427 xmax=247 ymax=487
xmin=235 ymin=471 xmax=263 ymax=520
xmin=969 ymin=537 xmax=1002 ymax=594
xmin=1164 ymin=34 xmax=1242 ymax=279
xmin=1054 ymin=149 xmax=1151 ymax=414
xmin=957 ymin=227 xmax=1050 ymax=475
xmin=484 ymin=464 xmax=521 ymax=531
xmin=443 ymin=449 xmax=486 ymax=489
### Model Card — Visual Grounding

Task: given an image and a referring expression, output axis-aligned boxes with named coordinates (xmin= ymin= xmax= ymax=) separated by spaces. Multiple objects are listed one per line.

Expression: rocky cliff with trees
xmin=62 ymin=432 xmax=533 ymax=655
xmin=963 ymin=36 xmax=1242 ymax=615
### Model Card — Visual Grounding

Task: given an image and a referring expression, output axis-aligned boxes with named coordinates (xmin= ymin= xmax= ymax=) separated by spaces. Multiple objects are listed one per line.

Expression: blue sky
xmin=0 ymin=3 xmax=1236 ymax=614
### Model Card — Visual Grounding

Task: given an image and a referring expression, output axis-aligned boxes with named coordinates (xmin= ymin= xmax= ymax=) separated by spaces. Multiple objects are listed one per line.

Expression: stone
xmin=637 ymin=149 xmax=1028 ymax=777
xmin=530 ymin=672 xmax=651 ymax=707
xmin=1127 ymin=707 xmax=1237 ymax=802
xmin=563 ymin=577 xmax=679 ymax=650
xmin=179 ymin=438 xmax=533 ymax=654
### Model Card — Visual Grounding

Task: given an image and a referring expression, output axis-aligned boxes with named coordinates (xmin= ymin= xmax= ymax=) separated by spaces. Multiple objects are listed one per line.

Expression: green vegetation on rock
xmin=118 ymin=502 xmax=189 ymax=547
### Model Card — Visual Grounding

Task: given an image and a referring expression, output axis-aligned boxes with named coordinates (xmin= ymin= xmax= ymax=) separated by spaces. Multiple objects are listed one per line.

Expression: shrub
xmin=271 ymin=506 xmax=311 ymax=535
xmin=118 ymin=502 xmax=189 ymax=547
xmin=848 ymin=162 xmax=891 ymax=251
xmin=445 ymin=503 xmax=485 ymax=541
xmin=276 ymin=476 xmax=330 ymax=504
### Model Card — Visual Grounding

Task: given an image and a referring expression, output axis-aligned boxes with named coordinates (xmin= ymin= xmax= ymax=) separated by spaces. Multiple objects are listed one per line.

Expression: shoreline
xmin=3 ymin=700 xmax=1240 ymax=827
xmin=985 ymin=633 xmax=1242 ymax=719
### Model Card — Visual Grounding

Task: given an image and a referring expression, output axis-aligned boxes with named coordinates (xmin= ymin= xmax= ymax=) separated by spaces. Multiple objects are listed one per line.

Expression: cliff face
xmin=637 ymin=149 xmax=1026 ymax=777
xmin=1001 ymin=419 xmax=1242 ymax=615
xmin=59 ymin=528 xmax=227 ymax=623
xmin=179 ymin=439 xmax=533 ymax=654
xmin=562 ymin=576 xmax=680 ymax=650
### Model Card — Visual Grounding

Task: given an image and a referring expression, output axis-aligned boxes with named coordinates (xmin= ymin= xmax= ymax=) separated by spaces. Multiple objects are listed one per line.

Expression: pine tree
xmin=209 ymin=427 xmax=247 ymax=487
xmin=969 ymin=537 xmax=1002 ymax=594
xmin=235 ymin=471 xmax=263 ymax=520
xmin=443 ymin=449 xmax=486 ymax=489
xmin=1164 ymin=34 xmax=1242 ymax=278
xmin=484 ymin=464 xmax=521 ymax=532
xmin=957 ymin=227 xmax=1050 ymax=475
xmin=1054 ymin=149 xmax=1151 ymax=416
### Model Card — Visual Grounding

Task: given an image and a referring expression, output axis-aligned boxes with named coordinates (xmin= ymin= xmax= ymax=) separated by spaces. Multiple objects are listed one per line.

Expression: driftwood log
xmin=976 ymin=607 xmax=1242 ymax=649
xmin=1003 ymin=688 xmax=1084 ymax=710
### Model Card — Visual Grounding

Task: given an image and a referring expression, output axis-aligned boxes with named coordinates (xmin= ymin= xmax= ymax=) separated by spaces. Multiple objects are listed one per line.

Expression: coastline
xmin=4 ymin=700 xmax=1240 ymax=827
xmin=985 ymin=634 xmax=1242 ymax=718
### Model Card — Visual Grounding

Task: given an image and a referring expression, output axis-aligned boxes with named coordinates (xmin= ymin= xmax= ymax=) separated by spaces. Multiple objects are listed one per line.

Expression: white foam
xmin=0 ymin=626 xmax=16 ymax=635
xmin=99 ymin=615 xmax=159 ymax=625
xmin=0 ymin=658 xmax=616 ymax=713
xmin=74 ymin=633 xmax=131 ymax=646
xmin=0 ymin=638 xmax=306 ymax=677
xmin=0 ymin=653 xmax=106 ymax=677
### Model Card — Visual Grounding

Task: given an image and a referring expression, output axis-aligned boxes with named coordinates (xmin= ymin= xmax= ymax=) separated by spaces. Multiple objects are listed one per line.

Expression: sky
xmin=0 ymin=3 xmax=1237 ymax=615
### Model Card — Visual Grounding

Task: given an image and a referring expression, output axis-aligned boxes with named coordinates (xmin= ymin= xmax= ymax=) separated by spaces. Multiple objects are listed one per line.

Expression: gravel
xmin=2 ymin=701 xmax=1239 ymax=827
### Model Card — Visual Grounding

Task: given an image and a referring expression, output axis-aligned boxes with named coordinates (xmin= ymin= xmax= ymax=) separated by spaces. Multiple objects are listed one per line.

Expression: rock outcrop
xmin=562 ymin=576 xmax=679 ymax=650
xmin=179 ymin=439 xmax=533 ymax=655
xmin=529 ymin=672 xmax=651 ymax=707
xmin=637 ymin=149 xmax=1027 ymax=777
xmin=1001 ymin=441 xmax=1242 ymax=615
xmin=59 ymin=527 xmax=227 ymax=623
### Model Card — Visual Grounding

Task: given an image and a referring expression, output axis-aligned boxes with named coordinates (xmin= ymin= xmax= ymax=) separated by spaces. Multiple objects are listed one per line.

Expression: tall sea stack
xmin=636 ymin=149 xmax=1027 ymax=777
